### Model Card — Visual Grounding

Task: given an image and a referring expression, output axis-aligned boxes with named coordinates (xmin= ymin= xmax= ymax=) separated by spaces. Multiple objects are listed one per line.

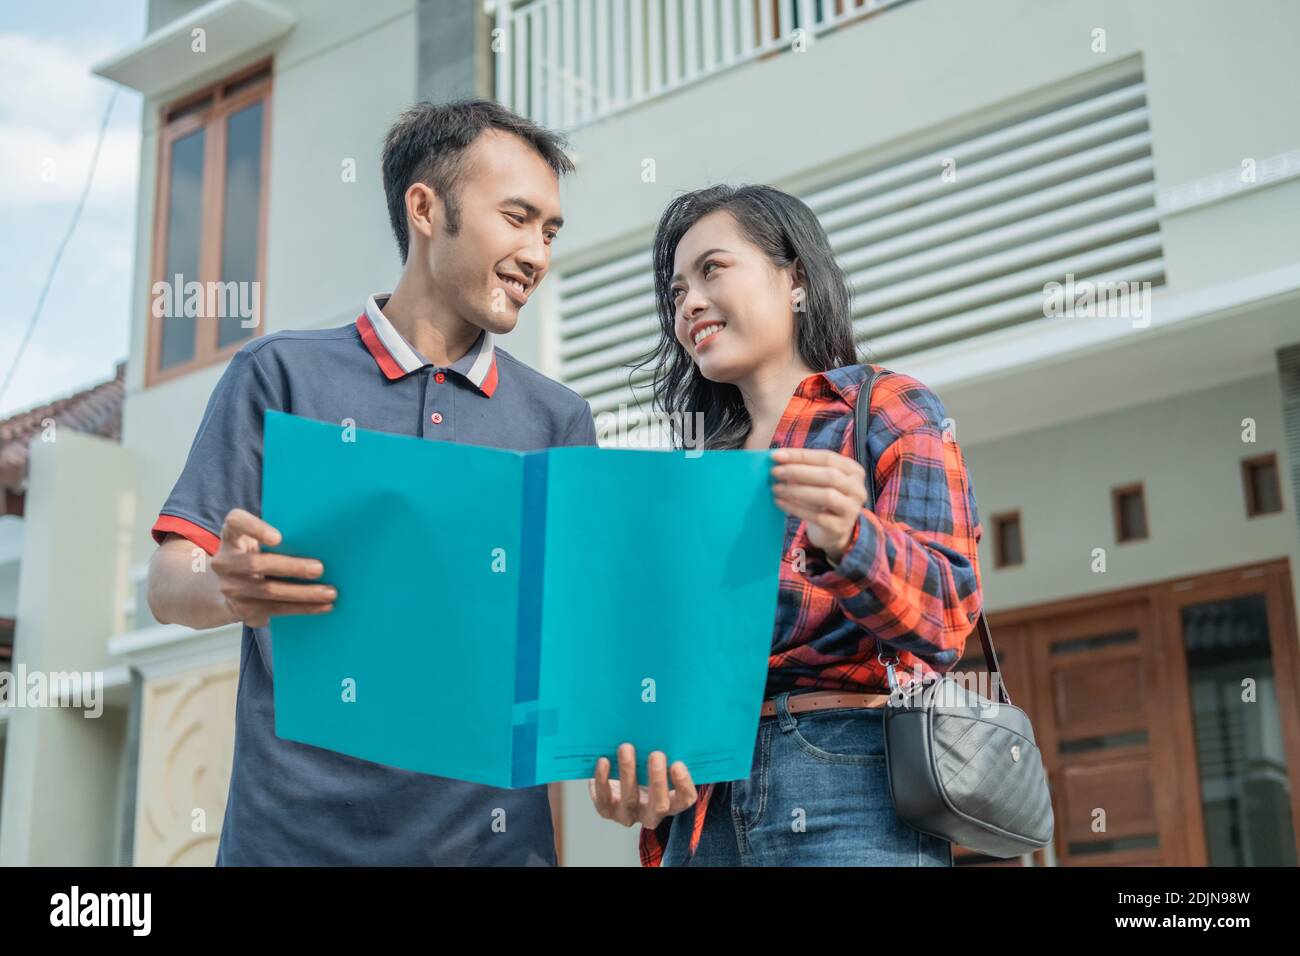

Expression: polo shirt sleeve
xmin=151 ymin=346 xmax=280 ymax=556
xmin=560 ymin=399 xmax=598 ymax=447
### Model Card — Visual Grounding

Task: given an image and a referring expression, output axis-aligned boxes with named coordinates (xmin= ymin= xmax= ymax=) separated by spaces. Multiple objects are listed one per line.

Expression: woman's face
xmin=669 ymin=209 xmax=799 ymax=384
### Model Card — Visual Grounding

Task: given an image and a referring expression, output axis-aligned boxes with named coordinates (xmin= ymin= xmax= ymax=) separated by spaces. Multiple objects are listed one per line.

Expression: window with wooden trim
xmin=1112 ymin=483 xmax=1148 ymax=543
xmin=991 ymin=510 xmax=1023 ymax=568
xmin=147 ymin=61 xmax=271 ymax=385
xmin=1242 ymin=454 xmax=1283 ymax=517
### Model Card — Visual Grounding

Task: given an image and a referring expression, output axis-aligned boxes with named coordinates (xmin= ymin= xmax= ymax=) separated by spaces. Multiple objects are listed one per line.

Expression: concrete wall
xmin=0 ymin=432 xmax=137 ymax=865
xmin=416 ymin=0 xmax=490 ymax=102
xmin=967 ymin=371 xmax=1296 ymax=613
xmin=0 ymin=516 xmax=22 ymax=618
xmin=559 ymin=777 xmax=640 ymax=866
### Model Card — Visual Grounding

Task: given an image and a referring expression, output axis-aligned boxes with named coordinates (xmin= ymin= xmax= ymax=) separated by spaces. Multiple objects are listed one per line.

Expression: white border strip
xmin=1157 ymin=148 xmax=1300 ymax=216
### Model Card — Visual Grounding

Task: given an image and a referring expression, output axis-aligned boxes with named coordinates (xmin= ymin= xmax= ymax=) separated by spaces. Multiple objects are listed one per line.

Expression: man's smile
xmin=497 ymin=271 xmax=532 ymax=306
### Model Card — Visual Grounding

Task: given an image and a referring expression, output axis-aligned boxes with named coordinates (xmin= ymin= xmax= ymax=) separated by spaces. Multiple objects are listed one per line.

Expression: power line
xmin=0 ymin=87 xmax=120 ymax=410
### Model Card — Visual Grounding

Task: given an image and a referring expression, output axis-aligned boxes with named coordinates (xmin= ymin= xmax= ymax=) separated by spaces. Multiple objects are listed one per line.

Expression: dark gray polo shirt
xmin=151 ymin=293 xmax=597 ymax=865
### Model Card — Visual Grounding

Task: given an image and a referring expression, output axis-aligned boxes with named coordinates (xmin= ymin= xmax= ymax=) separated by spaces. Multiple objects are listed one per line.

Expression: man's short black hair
xmin=381 ymin=98 xmax=574 ymax=263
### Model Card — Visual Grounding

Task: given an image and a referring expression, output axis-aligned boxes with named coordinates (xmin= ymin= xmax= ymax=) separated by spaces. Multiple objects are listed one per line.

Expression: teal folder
xmin=262 ymin=410 xmax=785 ymax=789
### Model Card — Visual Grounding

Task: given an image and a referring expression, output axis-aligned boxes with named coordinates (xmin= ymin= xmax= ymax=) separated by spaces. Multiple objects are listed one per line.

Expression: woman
xmin=587 ymin=184 xmax=984 ymax=866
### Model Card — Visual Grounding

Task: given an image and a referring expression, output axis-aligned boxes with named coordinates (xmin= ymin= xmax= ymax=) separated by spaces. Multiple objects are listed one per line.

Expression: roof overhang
xmin=91 ymin=0 xmax=296 ymax=98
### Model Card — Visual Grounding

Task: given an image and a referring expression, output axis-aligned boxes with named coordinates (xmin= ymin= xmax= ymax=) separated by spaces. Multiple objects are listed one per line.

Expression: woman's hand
xmin=588 ymin=743 xmax=697 ymax=829
xmin=771 ymin=447 xmax=868 ymax=564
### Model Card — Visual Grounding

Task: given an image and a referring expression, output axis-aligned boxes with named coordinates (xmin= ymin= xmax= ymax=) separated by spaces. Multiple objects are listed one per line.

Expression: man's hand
xmin=588 ymin=743 xmax=697 ymax=829
xmin=211 ymin=508 xmax=336 ymax=628
xmin=771 ymin=447 xmax=868 ymax=564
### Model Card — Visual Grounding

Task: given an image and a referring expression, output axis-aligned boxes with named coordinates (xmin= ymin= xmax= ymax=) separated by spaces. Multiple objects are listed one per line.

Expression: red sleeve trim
xmin=152 ymin=514 xmax=221 ymax=556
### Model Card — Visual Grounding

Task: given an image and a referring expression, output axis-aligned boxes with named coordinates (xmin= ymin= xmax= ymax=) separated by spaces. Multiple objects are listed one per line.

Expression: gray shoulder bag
xmin=854 ymin=368 xmax=1055 ymax=859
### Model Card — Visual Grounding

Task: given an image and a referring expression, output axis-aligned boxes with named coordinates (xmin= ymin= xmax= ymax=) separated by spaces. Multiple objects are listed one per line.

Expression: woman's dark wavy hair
xmin=633 ymin=184 xmax=861 ymax=450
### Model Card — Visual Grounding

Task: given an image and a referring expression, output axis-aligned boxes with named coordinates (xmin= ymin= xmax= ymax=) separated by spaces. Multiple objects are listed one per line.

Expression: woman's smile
xmin=690 ymin=320 xmax=726 ymax=349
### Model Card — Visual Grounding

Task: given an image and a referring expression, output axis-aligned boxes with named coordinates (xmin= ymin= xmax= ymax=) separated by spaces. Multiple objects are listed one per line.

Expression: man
xmin=147 ymin=100 xmax=596 ymax=865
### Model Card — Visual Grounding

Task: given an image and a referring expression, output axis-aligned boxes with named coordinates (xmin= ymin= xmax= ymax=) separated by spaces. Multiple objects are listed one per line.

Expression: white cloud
xmin=0 ymin=33 xmax=122 ymax=133
xmin=0 ymin=32 xmax=140 ymax=207
xmin=0 ymin=125 xmax=139 ymax=205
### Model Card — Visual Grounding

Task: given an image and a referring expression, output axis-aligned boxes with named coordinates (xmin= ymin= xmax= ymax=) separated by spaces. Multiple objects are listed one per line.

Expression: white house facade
xmin=3 ymin=0 xmax=1298 ymax=866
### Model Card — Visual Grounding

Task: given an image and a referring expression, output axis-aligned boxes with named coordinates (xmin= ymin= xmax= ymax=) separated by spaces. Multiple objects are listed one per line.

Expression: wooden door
xmin=953 ymin=559 xmax=1300 ymax=866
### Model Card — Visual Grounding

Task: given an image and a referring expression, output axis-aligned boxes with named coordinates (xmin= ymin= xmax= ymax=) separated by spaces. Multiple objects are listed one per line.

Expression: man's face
xmin=418 ymin=129 xmax=564 ymax=335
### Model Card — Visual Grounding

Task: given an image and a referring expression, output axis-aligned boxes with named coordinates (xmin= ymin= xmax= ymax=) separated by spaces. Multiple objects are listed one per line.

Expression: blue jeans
xmin=662 ymin=691 xmax=954 ymax=866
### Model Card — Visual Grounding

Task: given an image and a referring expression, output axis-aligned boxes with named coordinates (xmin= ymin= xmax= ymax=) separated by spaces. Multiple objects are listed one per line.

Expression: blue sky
xmin=0 ymin=0 xmax=147 ymax=416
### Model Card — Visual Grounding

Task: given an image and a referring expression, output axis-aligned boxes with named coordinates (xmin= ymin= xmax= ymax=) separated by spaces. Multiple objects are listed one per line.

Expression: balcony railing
xmin=488 ymin=0 xmax=909 ymax=129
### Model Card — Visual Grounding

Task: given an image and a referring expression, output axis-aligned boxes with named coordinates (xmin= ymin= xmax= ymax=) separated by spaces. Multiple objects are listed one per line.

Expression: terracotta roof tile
xmin=0 ymin=361 xmax=125 ymax=490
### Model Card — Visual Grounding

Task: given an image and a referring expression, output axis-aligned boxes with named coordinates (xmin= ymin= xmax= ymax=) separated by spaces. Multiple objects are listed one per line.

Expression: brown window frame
xmin=1242 ymin=453 xmax=1283 ymax=518
xmin=2 ymin=489 xmax=22 ymax=517
xmin=991 ymin=509 xmax=1024 ymax=568
xmin=1112 ymin=482 xmax=1149 ymax=543
xmin=146 ymin=60 xmax=272 ymax=387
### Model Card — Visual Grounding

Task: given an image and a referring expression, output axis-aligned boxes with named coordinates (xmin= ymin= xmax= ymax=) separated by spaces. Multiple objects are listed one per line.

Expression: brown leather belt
xmin=760 ymin=690 xmax=891 ymax=717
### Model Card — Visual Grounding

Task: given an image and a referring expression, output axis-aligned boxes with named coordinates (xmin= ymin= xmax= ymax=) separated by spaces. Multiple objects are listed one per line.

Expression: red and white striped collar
xmin=356 ymin=293 xmax=499 ymax=398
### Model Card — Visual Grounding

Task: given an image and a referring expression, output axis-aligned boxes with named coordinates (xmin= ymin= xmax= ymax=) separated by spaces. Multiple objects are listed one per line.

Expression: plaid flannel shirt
xmin=639 ymin=362 xmax=984 ymax=866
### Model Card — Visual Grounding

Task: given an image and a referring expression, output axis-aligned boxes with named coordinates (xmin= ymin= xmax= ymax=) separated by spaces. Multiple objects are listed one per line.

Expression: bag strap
xmin=853 ymin=367 xmax=1011 ymax=705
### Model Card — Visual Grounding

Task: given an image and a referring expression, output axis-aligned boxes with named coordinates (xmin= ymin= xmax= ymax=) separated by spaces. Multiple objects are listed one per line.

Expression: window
xmin=1242 ymin=454 xmax=1283 ymax=517
xmin=991 ymin=510 xmax=1023 ymax=568
xmin=1180 ymin=594 xmax=1296 ymax=865
xmin=147 ymin=61 xmax=271 ymax=385
xmin=1112 ymin=483 xmax=1148 ymax=542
